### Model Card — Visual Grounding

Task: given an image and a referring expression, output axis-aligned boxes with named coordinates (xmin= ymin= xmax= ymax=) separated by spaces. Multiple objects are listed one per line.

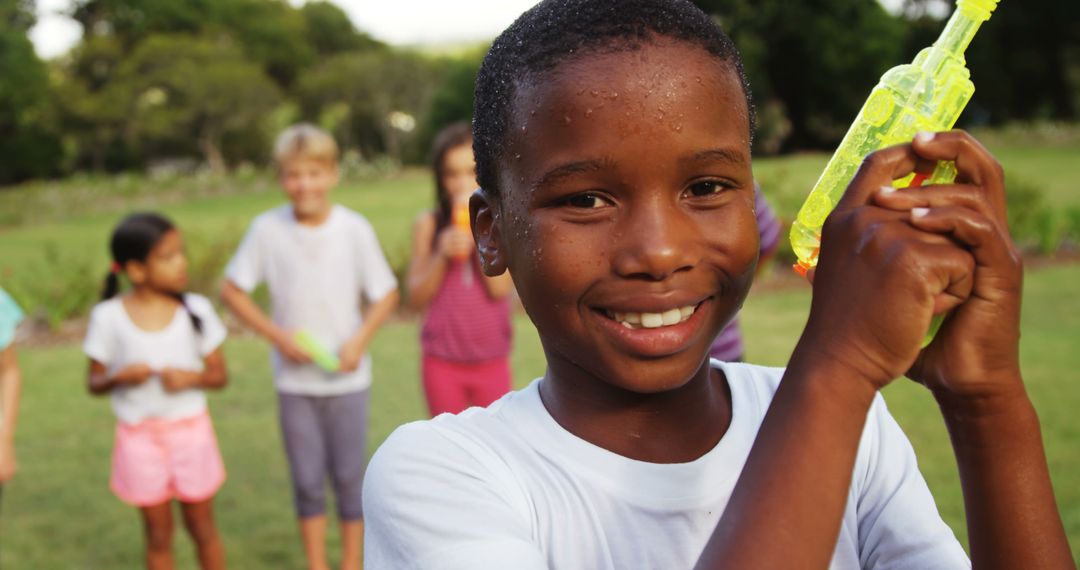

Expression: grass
xmin=2 ymin=265 xmax=1078 ymax=566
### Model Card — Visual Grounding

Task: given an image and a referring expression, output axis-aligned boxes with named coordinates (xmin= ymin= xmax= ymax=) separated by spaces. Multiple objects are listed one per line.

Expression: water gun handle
xmin=294 ymin=330 xmax=340 ymax=373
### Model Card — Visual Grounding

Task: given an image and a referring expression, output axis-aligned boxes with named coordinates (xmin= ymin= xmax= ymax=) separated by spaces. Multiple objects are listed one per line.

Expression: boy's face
xmin=279 ymin=157 xmax=338 ymax=220
xmin=476 ymin=41 xmax=758 ymax=393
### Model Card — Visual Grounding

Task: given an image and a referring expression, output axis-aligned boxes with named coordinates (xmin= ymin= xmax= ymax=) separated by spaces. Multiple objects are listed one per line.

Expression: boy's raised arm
xmin=698 ymin=131 xmax=1071 ymax=569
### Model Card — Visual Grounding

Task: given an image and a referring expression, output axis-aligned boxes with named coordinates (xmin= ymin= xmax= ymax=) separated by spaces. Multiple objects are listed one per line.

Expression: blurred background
xmin=1 ymin=0 xmax=1078 ymax=566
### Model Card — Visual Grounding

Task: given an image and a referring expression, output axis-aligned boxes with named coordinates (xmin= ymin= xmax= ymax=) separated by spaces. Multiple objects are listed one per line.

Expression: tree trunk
xmin=199 ymin=127 xmax=227 ymax=174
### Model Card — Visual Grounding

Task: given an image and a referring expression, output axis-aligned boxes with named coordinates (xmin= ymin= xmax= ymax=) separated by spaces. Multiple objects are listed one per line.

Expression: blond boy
xmin=222 ymin=124 xmax=399 ymax=570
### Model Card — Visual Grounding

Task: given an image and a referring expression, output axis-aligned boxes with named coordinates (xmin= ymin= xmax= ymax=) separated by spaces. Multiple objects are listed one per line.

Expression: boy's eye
xmin=685 ymin=180 xmax=730 ymax=197
xmin=564 ymin=193 xmax=608 ymax=209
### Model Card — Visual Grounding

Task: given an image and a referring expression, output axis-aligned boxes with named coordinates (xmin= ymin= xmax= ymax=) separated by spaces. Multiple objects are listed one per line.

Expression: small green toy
xmin=294 ymin=330 xmax=340 ymax=373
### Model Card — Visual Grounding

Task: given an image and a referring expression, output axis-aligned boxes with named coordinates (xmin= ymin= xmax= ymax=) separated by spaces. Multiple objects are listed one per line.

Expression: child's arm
xmin=338 ymin=290 xmax=401 ymax=373
xmin=87 ymin=360 xmax=153 ymax=395
xmin=0 ymin=345 xmax=21 ymax=482
xmin=220 ymin=280 xmax=311 ymax=364
xmin=407 ymin=211 xmax=485 ymax=309
xmin=161 ymin=348 xmax=228 ymax=392
xmin=698 ymin=131 xmax=1071 ymax=569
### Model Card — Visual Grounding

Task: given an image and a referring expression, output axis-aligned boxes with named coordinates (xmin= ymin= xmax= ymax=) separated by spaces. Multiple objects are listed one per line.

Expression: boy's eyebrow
xmin=685 ymin=148 xmax=749 ymax=166
xmin=531 ymin=157 xmax=617 ymax=191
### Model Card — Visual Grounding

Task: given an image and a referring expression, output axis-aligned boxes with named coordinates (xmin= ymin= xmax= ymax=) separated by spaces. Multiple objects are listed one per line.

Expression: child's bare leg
xmin=299 ymin=515 xmax=330 ymax=570
xmin=339 ymin=519 xmax=363 ymax=570
xmin=140 ymin=501 xmax=175 ymax=570
xmin=180 ymin=498 xmax=225 ymax=570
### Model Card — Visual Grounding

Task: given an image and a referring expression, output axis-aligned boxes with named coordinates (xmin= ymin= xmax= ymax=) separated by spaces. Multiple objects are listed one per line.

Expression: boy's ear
xmin=470 ymin=188 xmax=508 ymax=277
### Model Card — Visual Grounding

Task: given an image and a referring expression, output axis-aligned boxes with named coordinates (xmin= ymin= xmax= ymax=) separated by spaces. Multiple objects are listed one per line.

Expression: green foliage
xmin=215 ymin=0 xmax=314 ymax=88
xmin=695 ymin=0 xmax=907 ymax=150
xmin=4 ymin=241 xmax=102 ymax=329
xmin=0 ymin=2 xmax=62 ymax=183
xmin=414 ymin=48 xmax=486 ymax=162
xmin=300 ymin=1 xmax=384 ymax=56
xmin=297 ymin=50 xmax=438 ymax=162
xmin=114 ymin=34 xmax=281 ymax=173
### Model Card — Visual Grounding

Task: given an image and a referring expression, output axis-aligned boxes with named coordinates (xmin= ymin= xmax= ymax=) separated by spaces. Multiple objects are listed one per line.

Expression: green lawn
xmin=2 ymin=264 xmax=1078 ymax=567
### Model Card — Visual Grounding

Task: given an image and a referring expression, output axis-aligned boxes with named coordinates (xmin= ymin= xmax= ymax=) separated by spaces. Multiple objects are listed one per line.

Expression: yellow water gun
xmin=790 ymin=0 xmax=1001 ymax=277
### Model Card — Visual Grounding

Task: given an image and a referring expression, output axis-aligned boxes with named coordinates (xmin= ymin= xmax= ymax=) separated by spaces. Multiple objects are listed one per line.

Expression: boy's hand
xmin=160 ymin=368 xmax=200 ymax=392
xmin=114 ymin=363 xmax=155 ymax=386
xmin=271 ymin=328 xmax=312 ymax=364
xmin=338 ymin=340 xmax=365 ymax=373
xmin=438 ymin=227 xmax=475 ymax=259
xmin=872 ymin=131 xmax=1024 ymax=404
xmin=801 ymin=130 xmax=1018 ymax=392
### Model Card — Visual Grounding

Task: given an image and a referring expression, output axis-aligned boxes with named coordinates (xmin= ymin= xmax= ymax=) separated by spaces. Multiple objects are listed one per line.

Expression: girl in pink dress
xmin=407 ymin=123 xmax=515 ymax=416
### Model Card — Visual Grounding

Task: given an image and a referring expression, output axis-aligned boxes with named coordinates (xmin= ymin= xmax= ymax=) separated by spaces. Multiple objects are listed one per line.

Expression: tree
xmin=0 ymin=0 xmax=63 ymax=184
xmin=694 ymin=0 xmax=907 ymax=151
xmin=300 ymin=1 xmax=384 ymax=56
xmin=297 ymin=50 xmax=438 ymax=162
xmin=116 ymin=35 xmax=281 ymax=172
xmin=416 ymin=47 xmax=486 ymax=159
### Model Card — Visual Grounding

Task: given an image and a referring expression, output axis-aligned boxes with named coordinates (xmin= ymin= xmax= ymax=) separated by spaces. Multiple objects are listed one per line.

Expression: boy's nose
xmin=611 ymin=202 xmax=698 ymax=281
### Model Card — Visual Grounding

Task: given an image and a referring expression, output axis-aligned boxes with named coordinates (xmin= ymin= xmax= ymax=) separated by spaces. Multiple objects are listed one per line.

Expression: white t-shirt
xmin=365 ymin=361 xmax=970 ymax=569
xmin=83 ymin=294 xmax=227 ymax=425
xmin=224 ymin=205 xmax=398 ymax=396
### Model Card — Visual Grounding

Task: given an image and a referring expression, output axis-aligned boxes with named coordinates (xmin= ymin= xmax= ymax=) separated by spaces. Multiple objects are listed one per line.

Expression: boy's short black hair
xmin=473 ymin=0 xmax=755 ymax=197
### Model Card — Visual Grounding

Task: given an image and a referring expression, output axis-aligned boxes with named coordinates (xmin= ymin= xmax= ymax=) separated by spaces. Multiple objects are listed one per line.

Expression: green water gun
xmin=294 ymin=329 xmax=340 ymax=373
xmin=790 ymin=0 xmax=1001 ymax=278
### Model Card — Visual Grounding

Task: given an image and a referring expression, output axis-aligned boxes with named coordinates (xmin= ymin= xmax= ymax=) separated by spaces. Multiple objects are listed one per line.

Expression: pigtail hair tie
xmin=110 ymin=261 xmax=122 ymax=274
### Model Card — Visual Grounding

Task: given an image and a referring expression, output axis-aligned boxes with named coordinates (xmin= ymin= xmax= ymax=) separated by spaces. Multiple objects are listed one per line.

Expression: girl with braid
xmin=84 ymin=213 xmax=229 ymax=570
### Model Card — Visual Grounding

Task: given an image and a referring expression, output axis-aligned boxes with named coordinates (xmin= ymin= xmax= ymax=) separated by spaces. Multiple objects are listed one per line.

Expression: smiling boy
xmin=363 ymin=1 xmax=1071 ymax=568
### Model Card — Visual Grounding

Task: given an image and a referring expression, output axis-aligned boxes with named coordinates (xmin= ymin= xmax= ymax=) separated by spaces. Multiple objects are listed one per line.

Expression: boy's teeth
xmin=660 ymin=308 xmax=681 ymax=326
xmin=609 ymin=304 xmax=697 ymax=329
xmin=641 ymin=312 xmax=664 ymax=328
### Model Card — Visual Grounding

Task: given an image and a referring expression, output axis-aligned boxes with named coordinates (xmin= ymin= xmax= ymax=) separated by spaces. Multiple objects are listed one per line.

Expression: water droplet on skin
xmin=564 ymin=115 xmax=572 ymax=125
xmin=695 ymin=76 xmax=703 ymax=84
xmin=514 ymin=153 xmax=521 ymax=160
xmin=577 ymin=88 xmax=586 ymax=96
xmin=585 ymin=108 xmax=594 ymax=118
xmin=590 ymin=89 xmax=599 ymax=97
xmin=521 ymin=125 xmax=527 ymax=133
xmin=672 ymin=124 xmax=683 ymax=132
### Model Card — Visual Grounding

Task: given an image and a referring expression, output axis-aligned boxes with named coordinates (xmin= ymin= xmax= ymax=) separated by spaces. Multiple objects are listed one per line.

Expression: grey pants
xmin=278 ymin=390 xmax=369 ymax=521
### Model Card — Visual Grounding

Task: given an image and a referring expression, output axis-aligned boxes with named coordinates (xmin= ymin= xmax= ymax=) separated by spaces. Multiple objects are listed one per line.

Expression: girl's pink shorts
xmin=111 ymin=411 xmax=226 ymax=507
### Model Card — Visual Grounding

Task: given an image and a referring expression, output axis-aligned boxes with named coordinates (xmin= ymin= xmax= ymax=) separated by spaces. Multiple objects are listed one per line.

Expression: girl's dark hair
xmin=430 ymin=122 xmax=474 ymax=241
xmin=473 ymin=0 xmax=754 ymax=198
xmin=103 ymin=212 xmax=202 ymax=333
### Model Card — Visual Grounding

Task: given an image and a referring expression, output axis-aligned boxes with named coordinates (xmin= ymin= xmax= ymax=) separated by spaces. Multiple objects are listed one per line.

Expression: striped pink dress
xmin=421 ymin=257 xmax=512 ymax=362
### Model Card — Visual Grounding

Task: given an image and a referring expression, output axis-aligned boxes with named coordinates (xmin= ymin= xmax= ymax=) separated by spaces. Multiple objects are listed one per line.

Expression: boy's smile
xmin=478 ymin=39 xmax=758 ymax=396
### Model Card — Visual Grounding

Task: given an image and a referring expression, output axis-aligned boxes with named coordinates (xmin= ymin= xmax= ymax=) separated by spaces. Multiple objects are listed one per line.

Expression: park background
xmin=1 ymin=0 xmax=1078 ymax=566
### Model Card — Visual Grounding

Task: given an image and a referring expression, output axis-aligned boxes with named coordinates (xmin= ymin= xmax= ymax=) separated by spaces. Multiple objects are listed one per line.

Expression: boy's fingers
xmin=910 ymin=130 xmax=1007 ymax=222
xmin=836 ymin=144 xmax=933 ymax=212
xmin=907 ymin=206 xmax=1021 ymax=296
xmin=873 ymin=184 xmax=1007 ymax=233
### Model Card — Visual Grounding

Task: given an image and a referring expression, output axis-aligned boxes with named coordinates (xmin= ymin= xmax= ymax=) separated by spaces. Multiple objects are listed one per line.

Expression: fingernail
xmin=912 ymin=207 xmax=930 ymax=218
xmin=915 ymin=131 xmax=934 ymax=144
xmin=879 ymin=185 xmax=896 ymax=194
